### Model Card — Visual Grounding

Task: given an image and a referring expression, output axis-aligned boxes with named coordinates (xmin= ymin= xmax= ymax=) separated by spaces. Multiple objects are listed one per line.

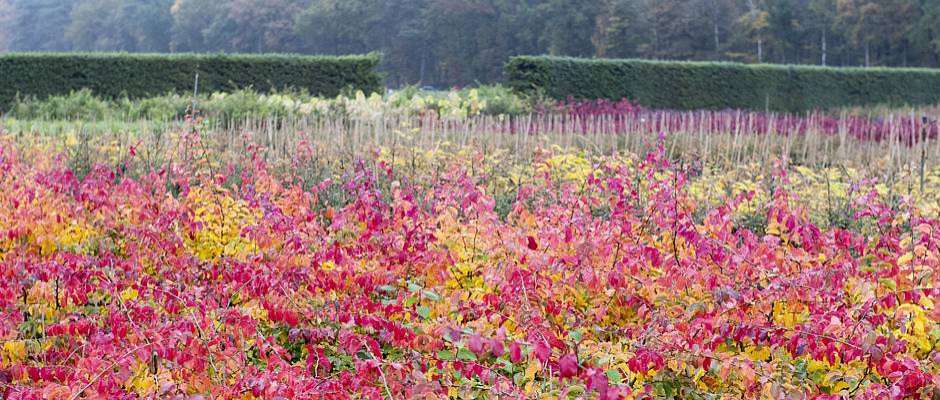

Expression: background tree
xmin=67 ymin=0 xmax=173 ymax=52
xmin=1 ymin=0 xmax=938 ymax=86
xmin=0 ymin=0 xmax=12 ymax=52
xmin=6 ymin=0 xmax=74 ymax=51
xmin=643 ymin=0 xmax=696 ymax=59
xmin=169 ymin=0 xmax=235 ymax=52
xmin=537 ymin=0 xmax=600 ymax=57
xmin=807 ymin=0 xmax=838 ymax=65
xmin=698 ymin=0 xmax=738 ymax=59
xmin=838 ymin=0 xmax=921 ymax=66
xmin=375 ymin=0 xmax=432 ymax=86
xmin=601 ymin=0 xmax=648 ymax=58
xmin=295 ymin=0 xmax=407 ymax=82
xmin=764 ymin=0 xmax=808 ymax=64
xmin=423 ymin=0 xmax=506 ymax=85
xmin=294 ymin=0 xmax=384 ymax=55
xmin=735 ymin=0 xmax=770 ymax=62
xmin=225 ymin=0 xmax=306 ymax=52
xmin=910 ymin=0 xmax=940 ymax=65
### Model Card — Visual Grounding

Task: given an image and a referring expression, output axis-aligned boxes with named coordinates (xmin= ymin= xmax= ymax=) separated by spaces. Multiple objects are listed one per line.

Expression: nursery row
xmin=6 ymin=90 xmax=939 ymax=149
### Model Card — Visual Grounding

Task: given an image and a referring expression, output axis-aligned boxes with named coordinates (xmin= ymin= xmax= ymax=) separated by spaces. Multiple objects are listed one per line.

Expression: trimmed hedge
xmin=506 ymin=56 xmax=940 ymax=112
xmin=0 ymin=52 xmax=382 ymax=111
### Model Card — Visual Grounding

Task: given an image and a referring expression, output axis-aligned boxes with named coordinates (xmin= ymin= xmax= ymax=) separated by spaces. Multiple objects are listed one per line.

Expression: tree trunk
xmin=821 ymin=30 xmax=827 ymax=66
xmin=865 ymin=41 xmax=870 ymax=67
xmin=746 ymin=0 xmax=760 ymax=63
xmin=757 ymin=37 xmax=763 ymax=63
xmin=594 ymin=12 xmax=610 ymax=58
xmin=653 ymin=26 xmax=659 ymax=58
xmin=714 ymin=19 xmax=720 ymax=57
xmin=419 ymin=51 xmax=426 ymax=85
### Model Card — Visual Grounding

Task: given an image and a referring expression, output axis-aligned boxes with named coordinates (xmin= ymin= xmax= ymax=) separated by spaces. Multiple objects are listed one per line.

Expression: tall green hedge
xmin=0 ymin=53 xmax=382 ymax=111
xmin=506 ymin=56 xmax=940 ymax=112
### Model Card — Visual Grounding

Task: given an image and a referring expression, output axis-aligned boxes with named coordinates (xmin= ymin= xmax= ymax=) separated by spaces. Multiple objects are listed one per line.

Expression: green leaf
xmin=437 ymin=350 xmax=455 ymax=360
xmin=422 ymin=290 xmax=441 ymax=301
xmin=878 ymin=278 xmax=897 ymax=291
xmin=376 ymin=284 xmax=397 ymax=293
xmin=568 ymin=329 xmax=582 ymax=343
xmin=606 ymin=369 xmax=623 ymax=384
xmin=663 ymin=380 xmax=676 ymax=397
xmin=498 ymin=358 xmax=514 ymax=373
xmin=416 ymin=305 xmax=431 ymax=320
xmin=457 ymin=347 xmax=478 ymax=361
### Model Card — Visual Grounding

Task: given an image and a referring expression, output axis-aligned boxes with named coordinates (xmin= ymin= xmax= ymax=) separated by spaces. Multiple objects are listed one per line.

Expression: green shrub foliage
xmin=506 ymin=56 xmax=940 ymax=112
xmin=0 ymin=53 xmax=382 ymax=111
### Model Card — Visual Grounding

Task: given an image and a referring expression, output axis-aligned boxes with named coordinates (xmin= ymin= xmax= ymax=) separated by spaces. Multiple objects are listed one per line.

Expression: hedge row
xmin=506 ymin=56 xmax=940 ymax=112
xmin=0 ymin=53 xmax=382 ymax=111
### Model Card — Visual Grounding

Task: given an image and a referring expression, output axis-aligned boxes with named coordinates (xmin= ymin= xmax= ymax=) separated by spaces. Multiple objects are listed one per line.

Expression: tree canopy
xmin=1 ymin=0 xmax=937 ymax=86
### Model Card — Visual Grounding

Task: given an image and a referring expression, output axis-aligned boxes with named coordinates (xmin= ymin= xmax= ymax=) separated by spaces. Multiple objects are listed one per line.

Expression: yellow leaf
xmin=121 ymin=288 xmax=139 ymax=302
xmin=524 ymin=381 xmax=536 ymax=395
xmin=920 ymin=296 xmax=934 ymax=310
xmin=2 ymin=340 xmax=26 ymax=366
xmin=746 ymin=345 xmax=771 ymax=361
xmin=40 ymin=238 xmax=56 ymax=256
xmin=125 ymin=362 xmax=158 ymax=395
xmin=525 ymin=359 xmax=541 ymax=382
xmin=897 ymin=252 xmax=913 ymax=266
xmin=807 ymin=359 xmax=831 ymax=378
xmin=831 ymin=380 xmax=850 ymax=393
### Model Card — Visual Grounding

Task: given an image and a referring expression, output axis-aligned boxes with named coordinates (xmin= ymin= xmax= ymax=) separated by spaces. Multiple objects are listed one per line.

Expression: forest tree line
xmin=0 ymin=0 xmax=938 ymax=87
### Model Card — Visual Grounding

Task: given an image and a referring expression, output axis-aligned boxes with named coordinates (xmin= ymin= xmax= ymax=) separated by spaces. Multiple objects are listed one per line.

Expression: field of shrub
xmin=0 ymin=88 xmax=938 ymax=399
